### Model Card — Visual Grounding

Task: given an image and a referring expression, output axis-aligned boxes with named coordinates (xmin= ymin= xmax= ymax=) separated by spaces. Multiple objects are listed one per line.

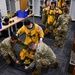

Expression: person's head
xmin=28 ymin=42 xmax=37 ymax=50
xmin=63 ymin=7 xmax=69 ymax=14
xmin=51 ymin=1 xmax=56 ymax=8
xmin=45 ymin=0 xmax=50 ymax=6
xmin=11 ymin=32 xmax=18 ymax=43
xmin=24 ymin=19 xmax=32 ymax=28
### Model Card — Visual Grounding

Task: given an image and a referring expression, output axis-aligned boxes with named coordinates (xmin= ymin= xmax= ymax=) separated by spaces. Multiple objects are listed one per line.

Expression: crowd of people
xmin=0 ymin=0 xmax=72 ymax=75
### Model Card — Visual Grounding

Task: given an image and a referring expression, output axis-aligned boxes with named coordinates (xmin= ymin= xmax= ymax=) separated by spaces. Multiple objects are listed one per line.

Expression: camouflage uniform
xmin=28 ymin=43 xmax=57 ymax=69
xmin=0 ymin=37 xmax=24 ymax=64
xmin=54 ymin=13 xmax=71 ymax=47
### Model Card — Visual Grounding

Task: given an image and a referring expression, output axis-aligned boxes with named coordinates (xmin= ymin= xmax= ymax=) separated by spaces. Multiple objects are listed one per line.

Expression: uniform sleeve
xmin=28 ymin=58 xmax=36 ymax=69
xmin=56 ymin=15 xmax=62 ymax=27
xmin=58 ymin=8 xmax=62 ymax=15
xmin=16 ymin=25 xmax=25 ymax=34
xmin=17 ymin=39 xmax=28 ymax=49
xmin=17 ymin=39 xmax=25 ymax=46
xmin=7 ymin=46 xmax=17 ymax=61
xmin=37 ymin=26 xmax=44 ymax=38
xmin=46 ymin=47 xmax=56 ymax=64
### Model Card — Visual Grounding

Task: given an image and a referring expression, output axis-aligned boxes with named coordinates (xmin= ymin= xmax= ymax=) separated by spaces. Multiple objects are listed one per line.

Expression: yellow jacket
xmin=17 ymin=23 xmax=44 ymax=45
xmin=47 ymin=6 xmax=62 ymax=25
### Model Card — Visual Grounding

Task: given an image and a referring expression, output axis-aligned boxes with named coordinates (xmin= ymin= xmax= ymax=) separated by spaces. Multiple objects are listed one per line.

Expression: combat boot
xmin=53 ymin=61 xmax=59 ymax=68
xmin=32 ymin=69 xmax=41 ymax=75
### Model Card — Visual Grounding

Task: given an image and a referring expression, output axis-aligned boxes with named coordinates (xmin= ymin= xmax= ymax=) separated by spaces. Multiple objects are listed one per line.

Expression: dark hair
xmin=24 ymin=19 xmax=31 ymax=26
xmin=51 ymin=1 xmax=56 ymax=6
xmin=45 ymin=0 xmax=48 ymax=5
xmin=65 ymin=1 xmax=70 ymax=5
xmin=11 ymin=31 xmax=18 ymax=40
xmin=63 ymin=7 xmax=69 ymax=14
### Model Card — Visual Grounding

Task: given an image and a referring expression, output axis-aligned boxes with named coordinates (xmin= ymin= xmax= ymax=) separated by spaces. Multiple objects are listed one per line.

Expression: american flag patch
xmin=38 ymin=26 xmax=42 ymax=30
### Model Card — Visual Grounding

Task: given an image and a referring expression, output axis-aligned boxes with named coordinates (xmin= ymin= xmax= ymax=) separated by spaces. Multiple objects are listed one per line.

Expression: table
xmin=0 ymin=13 xmax=34 ymax=36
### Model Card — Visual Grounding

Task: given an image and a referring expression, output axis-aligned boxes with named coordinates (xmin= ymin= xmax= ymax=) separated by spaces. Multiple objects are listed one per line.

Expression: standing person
xmin=54 ymin=7 xmax=71 ymax=47
xmin=62 ymin=0 xmax=70 ymax=13
xmin=44 ymin=1 xmax=62 ymax=36
xmin=25 ymin=42 xmax=58 ymax=75
xmin=16 ymin=19 xmax=44 ymax=61
xmin=0 ymin=32 xmax=25 ymax=64
xmin=42 ymin=0 xmax=50 ymax=24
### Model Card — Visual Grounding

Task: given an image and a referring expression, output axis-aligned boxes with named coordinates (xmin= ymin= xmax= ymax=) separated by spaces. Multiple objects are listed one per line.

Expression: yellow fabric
xmin=47 ymin=8 xmax=56 ymax=24
xmin=24 ymin=59 xmax=31 ymax=64
xmin=45 ymin=6 xmax=62 ymax=36
xmin=17 ymin=23 xmax=44 ymax=45
xmin=47 ymin=6 xmax=62 ymax=25
xmin=57 ymin=0 xmax=65 ymax=8
xmin=19 ymin=49 xmax=35 ymax=60
xmin=20 ymin=49 xmax=27 ymax=60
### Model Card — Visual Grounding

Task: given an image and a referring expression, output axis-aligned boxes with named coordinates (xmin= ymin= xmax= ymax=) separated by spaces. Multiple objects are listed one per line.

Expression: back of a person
xmin=36 ymin=43 xmax=56 ymax=58
xmin=1 ymin=37 xmax=11 ymax=47
xmin=59 ymin=14 xmax=71 ymax=26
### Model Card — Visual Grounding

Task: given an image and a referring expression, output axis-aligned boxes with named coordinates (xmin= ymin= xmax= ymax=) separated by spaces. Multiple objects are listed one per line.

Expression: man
xmin=44 ymin=1 xmax=62 ymax=36
xmin=0 ymin=32 xmax=25 ymax=64
xmin=16 ymin=19 xmax=44 ymax=61
xmin=54 ymin=7 xmax=71 ymax=47
xmin=42 ymin=0 xmax=50 ymax=24
xmin=25 ymin=42 xmax=58 ymax=75
xmin=63 ymin=0 xmax=70 ymax=13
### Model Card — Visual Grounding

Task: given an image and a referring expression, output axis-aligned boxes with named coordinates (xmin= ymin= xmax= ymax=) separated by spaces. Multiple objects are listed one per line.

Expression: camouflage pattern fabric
xmin=54 ymin=13 xmax=71 ymax=46
xmin=0 ymin=37 xmax=24 ymax=64
xmin=28 ymin=43 xmax=57 ymax=69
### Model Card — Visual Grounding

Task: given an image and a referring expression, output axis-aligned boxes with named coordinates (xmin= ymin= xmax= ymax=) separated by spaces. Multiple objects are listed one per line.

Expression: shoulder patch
xmin=38 ymin=26 xmax=42 ymax=30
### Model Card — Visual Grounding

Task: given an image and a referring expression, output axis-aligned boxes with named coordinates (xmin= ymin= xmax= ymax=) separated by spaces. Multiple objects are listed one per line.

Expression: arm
xmin=56 ymin=15 xmax=62 ymax=28
xmin=17 ymin=39 xmax=28 ymax=49
xmin=27 ymin=60 xmax=36 ymax=69
xmin=37 ymin=26 xmax=44 ymax=43
xmin=16 ymin=25 xmax=25 ymax=35
xmin=46 ymin=47 xmax=56 ymax=64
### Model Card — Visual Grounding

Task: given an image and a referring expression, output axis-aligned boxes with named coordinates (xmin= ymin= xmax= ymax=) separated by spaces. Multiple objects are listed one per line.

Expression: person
xmin=25 ymin=42 xmax=58 ymax=75
xmin=16 ymin=19 xmax=44 ymax=61
xmin=0 ymin=32 xmax=25 ymax=64
xmin=62 ymin=0 xmax=70 ymax=13
xmin=42 ymin=0 xmax=50 ymax=24
xmin=44 ymin=1 xmax=62 ymax=36
xmin=54 ymin=7 xmax=71 ymax=47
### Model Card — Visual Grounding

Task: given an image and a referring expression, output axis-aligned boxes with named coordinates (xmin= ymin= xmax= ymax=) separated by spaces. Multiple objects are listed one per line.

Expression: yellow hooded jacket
xmin=17 ymin=23 xmax=44 ymax=45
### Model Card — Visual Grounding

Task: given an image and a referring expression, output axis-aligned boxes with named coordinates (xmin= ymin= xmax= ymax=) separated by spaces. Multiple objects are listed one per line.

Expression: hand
xmin=15 ymin=60 xmax=20 ymax=64
xmin=39 ymin=40 xmax=43 ymax=43
xmin=24 ymin=66 xmax=28 ymax=70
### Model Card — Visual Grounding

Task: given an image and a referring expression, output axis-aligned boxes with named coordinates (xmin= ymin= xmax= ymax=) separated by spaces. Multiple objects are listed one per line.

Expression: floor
xmin=0 ymin=16 xmax=75 ymax=75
